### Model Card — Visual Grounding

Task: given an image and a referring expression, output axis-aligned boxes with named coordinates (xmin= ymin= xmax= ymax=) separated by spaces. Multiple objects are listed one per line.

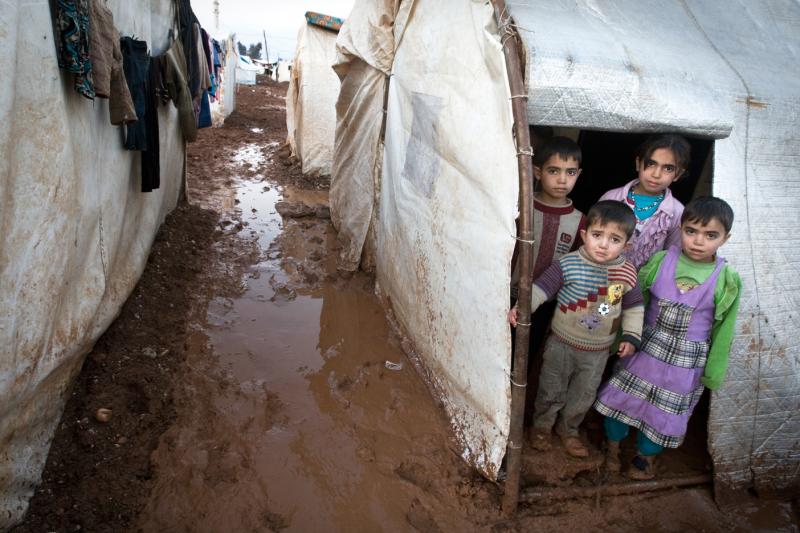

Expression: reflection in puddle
xmin=231 ymin=143 xmax=265 ymax=171
xmin=139 ymin=175 xmax=453 ymax=532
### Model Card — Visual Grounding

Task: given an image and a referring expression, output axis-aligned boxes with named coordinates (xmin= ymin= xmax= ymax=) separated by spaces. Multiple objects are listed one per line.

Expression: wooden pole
xmin=521 ymin=475 xmax=713 ymax=504
xmin=490 ymin=0 xmax=534 ymax=517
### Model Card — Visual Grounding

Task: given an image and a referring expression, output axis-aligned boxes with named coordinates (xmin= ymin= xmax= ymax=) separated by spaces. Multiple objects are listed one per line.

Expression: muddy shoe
xmin=528 ymin=429 xmax=552 ymax=451
xmin=560 ymin=435 xmax=589 ymax=458
xmin=605 ymin=440 xmax=621 ymax=473
xmin=627 ymin=454 xmax=657 ymax=480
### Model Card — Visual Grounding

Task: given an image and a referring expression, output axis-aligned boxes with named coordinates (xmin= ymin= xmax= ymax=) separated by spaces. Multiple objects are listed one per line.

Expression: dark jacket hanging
xmin=141 ymin=57 xmax=162 ymax=192
xmin=120 ymin=37 xmax=149 ymax=151
xmin=177 ymin=0 xmax=201 ymax=97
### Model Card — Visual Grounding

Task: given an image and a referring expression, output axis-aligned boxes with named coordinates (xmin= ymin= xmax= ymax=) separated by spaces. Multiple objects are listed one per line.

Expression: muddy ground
xmin=14 ymin=78 xmax=799 ymax=532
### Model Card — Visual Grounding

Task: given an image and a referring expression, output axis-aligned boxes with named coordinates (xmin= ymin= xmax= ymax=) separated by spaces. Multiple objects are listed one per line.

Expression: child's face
xmin=681 ymin=217 xmax=730 ymax=262
xmin=635 ymin=148 xmax=683 ymax=195
xmin=580 ymin=221 xmax=629 ymax=264
xmin=534 ymin=154 xmax=581 ymax=205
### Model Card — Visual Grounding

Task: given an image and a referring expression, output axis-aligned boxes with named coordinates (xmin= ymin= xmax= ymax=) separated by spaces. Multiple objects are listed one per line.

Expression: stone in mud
xmin=275 ymin=201 xmax=331 ymax=219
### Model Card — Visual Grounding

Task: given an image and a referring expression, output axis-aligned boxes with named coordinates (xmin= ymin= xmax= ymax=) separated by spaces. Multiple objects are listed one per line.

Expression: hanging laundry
xmin=52 ymin=0 xmax=94 ymax=99
xmin=120 ymin=37 xmax=149 ymax=150
xmin=162 ymin=39 xmax=198 ymax=142
xmin=141 ymin=57 xmax=161 ymax=192
xmin=193 ymin=23 xmax=212 ymax=94
xmin=177 ymin=0 xmax=201 ymax=97
xmin=88 ymin=0 xmax=136 ymax=124
xmin=198 ymin=89 xmax=212 ymax=129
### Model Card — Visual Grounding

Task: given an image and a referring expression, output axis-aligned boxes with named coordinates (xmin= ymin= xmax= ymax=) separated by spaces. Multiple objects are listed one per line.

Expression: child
xmin=509 ymin=200 xmax=644 ymax=457
xmin=594 ymin=197 xmax=742 ymax=479
xmin=600 ymin=134 xmax=691 ymax=269
xmin=510 ymin=136 xmax=587 ymax=360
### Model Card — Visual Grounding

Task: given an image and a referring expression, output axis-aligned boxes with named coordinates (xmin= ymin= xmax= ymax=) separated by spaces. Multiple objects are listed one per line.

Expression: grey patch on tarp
xmin=402 ymin=92 xmax=444 ymax=198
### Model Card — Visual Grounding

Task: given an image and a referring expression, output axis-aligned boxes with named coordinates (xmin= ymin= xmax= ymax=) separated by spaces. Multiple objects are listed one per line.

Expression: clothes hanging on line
xmin=121 ymin=36 xmax=149 ymax=151
xmin=88 ymin=0 xmax=136 ymax=124
xmin=53 ymin=0 xmax=95 ymax=99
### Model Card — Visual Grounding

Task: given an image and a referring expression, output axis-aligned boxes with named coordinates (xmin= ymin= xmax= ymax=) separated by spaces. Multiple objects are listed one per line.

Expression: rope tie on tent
xmin=509 ymin=94 xmax=528 ymax=100
xmin=514 ymin=321 xmax=531 ymax=328
xmin=517 ymin=146 xmax=533 ymax=157
xmin=513 ymin=235 xmax=535 ymax=244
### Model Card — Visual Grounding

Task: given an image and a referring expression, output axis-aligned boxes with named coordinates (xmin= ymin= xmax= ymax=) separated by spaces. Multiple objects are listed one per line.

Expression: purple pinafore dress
xmin=594 ymin=246 xmax=724 ymax=448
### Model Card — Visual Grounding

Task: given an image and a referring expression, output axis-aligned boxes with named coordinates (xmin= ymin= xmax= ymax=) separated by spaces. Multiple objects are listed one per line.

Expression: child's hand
xmin=617 ymin=341 xmax=636 ymax=357
xmin=508 ymin=306 xmax=519 ymax=327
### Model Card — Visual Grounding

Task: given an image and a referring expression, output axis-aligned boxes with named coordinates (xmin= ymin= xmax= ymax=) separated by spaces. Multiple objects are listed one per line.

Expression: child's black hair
xmin=681 ymin=196 xmax=734 ymax=233
xmin=637 ymin=134 xmax=691 ymax=178
xmin=586 ymin=200 xmax=637 ymax=240
xmin=533 ymin=136 xmax=582 ymax=167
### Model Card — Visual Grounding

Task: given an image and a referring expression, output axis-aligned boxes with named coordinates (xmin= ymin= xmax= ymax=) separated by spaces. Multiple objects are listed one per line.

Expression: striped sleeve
xmin=530 ymin=260 xmax=563 ymax=311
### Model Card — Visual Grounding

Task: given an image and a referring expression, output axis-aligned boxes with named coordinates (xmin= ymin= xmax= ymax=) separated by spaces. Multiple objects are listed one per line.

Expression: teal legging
xmin=604 ymin=416 xmax=664 ymax=456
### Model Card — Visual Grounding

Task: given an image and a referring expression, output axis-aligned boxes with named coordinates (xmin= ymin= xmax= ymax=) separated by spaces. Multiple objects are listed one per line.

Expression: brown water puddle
xmin=135 ymin=172 xmax=480 ymax=532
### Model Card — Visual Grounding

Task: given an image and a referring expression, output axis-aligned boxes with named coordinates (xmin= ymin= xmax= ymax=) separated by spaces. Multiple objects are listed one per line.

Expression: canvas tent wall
xmin=285 ymin=13 xmax=343 ymax=177
xmin=1 ymin=1 xmax=186 ymax=527
xmin=331 ymin=0 xmax=800 ymax=497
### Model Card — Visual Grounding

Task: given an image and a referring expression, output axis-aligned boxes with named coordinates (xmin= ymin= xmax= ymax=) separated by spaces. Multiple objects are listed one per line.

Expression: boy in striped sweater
xmin=509 ymin=201 xmax=644 ymax=457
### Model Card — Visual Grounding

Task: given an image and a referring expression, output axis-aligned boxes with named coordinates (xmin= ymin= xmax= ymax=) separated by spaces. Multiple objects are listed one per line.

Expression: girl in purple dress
xmin=594 ymin=197 xmax=742 ymax=479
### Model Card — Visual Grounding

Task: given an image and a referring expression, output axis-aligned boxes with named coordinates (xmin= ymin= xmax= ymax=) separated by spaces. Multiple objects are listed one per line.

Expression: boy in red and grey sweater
xmin=511 ymin=136 xmax=587 ymax=358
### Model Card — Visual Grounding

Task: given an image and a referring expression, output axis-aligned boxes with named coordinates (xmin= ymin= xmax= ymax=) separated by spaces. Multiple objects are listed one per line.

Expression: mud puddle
xmin=135 ymin=173 xmax=476 ymax=532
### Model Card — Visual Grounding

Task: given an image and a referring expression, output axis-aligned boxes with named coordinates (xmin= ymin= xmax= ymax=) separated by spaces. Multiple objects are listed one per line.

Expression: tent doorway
xmin=519 ymin=128 xmax=716 ymax=483
xmin=569 ymin=130 xmax=714 ymax=212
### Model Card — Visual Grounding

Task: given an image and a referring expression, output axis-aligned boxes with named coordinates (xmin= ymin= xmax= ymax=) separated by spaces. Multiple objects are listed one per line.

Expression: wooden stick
xmin=489 ymin=0 xmax=535 ymax=517
xmin=521 ymin=474 xmax=713 ymax=504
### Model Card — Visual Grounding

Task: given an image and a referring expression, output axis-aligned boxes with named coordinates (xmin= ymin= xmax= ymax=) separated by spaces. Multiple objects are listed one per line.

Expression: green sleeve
xmin=637 ymin=251 xmax=667 ymax=309
xmin=701 ymin=267 xmax=743 ymax=390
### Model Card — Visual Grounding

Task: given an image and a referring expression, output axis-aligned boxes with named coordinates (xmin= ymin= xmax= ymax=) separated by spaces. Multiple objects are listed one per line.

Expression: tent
xmin=273 ymin=59 xmax=292 ymax=82
xmin=1 ymin=1 xmax=188 ymax=527
xmin=330 ymin=0 xmax=800 ymax=501
xmin=235 ymin=54 xmax=262 ymax=86
xmin=210 ymin=34 xmax=238 ymax=125
xmin=285 ymin=12 xmax=344 ymax=177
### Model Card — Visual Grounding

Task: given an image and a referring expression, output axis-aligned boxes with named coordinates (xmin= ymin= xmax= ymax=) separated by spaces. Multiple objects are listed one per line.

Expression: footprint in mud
xmin=406 ymin=498 xmax=443 ymax=533
xmin=395 ymin=460 xmax=434 ymax=491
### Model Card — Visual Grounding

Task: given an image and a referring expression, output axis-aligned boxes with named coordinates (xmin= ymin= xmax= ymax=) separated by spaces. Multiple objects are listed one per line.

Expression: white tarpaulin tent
xmin=0 ymin=1 xmax=186 ymax=527
xmin=286 ymin=16 xmax=342 ymax=177
xmin=235 ymin=54 xmax=261 ymax=86
xmin=273 ymin=59 xmax=292 ymax=82
xmin=331 ymin=0 xmax=800 ymax=497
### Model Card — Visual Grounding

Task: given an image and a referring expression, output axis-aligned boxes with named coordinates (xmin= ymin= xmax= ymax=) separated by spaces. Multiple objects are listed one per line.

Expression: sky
xmin=192 ymin=0 xmax=355 ymax=61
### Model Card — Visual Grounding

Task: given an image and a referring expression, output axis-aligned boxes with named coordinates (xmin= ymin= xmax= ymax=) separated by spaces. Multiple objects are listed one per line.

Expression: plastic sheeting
xmin=332 ymin=0 xmax=800 ymax=494
xmin=507 ymin=0 xmax=800 ymax=498
xmin=273 ymin=60 xmax=292 ymax=82
xmin=377 ymin=0 xmax=517 ymax=479
xmin=329 ymin=0 xmax=399 ymax=271
xmin=285 ymin=23 xmax=341 ymax=177
xmin=235 ymin=55 xmax=259 ymax=86
xmin=0 ymin=1 xmax=184 ymax=527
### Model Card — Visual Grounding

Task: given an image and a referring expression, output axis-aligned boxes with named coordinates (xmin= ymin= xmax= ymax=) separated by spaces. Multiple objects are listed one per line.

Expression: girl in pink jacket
xmin=600 ymin=134 xmax=690 ymax=269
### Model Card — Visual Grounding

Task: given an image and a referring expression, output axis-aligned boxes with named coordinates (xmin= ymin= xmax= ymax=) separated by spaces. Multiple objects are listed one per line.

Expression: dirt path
xmin=14 ymin=79 xmax=798 ymax=533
